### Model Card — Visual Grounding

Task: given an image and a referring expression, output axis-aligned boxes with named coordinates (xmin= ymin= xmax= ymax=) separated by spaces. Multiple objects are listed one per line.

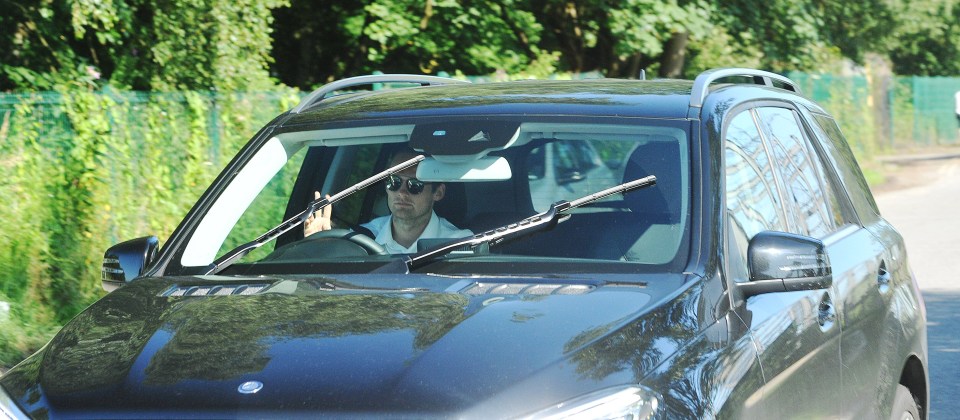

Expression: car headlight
xmin=0 ymin=385 xmax=28 ymax=420
xmin=522 ymin=385 xmax=662 ymax=420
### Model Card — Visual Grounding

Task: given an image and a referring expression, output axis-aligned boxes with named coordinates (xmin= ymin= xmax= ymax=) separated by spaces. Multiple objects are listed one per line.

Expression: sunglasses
xmin=386 ymin=174 xmax=429 ymax=195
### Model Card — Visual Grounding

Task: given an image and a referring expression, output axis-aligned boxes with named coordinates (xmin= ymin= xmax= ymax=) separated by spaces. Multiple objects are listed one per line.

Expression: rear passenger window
xmin=755 ymin=107 xmax=845 ymax=238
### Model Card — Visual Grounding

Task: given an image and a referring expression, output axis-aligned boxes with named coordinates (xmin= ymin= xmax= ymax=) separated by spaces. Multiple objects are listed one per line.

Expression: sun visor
xmin=409 ymin=121 xmax=521 ymax=162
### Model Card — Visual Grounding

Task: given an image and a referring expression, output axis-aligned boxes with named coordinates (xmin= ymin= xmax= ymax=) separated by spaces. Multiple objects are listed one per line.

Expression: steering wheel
xmin=308 ymin=229 xmax=387 ymax=255
xmin=264 ymin=229 xmax=387 ymax=261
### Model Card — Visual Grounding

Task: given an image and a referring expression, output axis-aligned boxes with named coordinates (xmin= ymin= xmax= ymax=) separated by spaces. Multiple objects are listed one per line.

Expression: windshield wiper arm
xmin=203 ymin=155 xmax=425 ymax=275
xmin=388 ymin=175 xmax=657 ymax=273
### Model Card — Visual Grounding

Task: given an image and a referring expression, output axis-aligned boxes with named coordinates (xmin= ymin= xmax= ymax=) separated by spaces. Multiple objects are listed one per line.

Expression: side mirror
xmin=739 ymin=231 xmax=832 ymax=297
xmin=102 ymin=236 xmax=159 ymax=291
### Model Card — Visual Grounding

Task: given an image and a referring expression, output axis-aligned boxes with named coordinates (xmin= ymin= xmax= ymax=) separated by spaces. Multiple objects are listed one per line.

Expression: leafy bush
xmin=0 ymin=87 xmax=299 ymax=369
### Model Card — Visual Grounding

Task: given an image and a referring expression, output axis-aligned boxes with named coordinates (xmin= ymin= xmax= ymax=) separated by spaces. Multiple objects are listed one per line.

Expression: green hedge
xmin=0 ymin=88 xmax=299 ymax=368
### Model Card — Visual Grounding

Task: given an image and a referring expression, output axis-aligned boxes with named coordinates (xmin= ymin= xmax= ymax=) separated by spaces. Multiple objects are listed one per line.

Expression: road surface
xmin=874 ymin=156 xmax=960 ymax=419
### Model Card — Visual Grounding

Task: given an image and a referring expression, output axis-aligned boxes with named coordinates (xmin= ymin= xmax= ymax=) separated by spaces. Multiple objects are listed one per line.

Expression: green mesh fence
xmin=789 ymin=72 xmax=960 ymax=149
xmin=905 ymin=76 xmax=960 ymax=146
xmin=2 ymin=72 xmax=956 ymax=162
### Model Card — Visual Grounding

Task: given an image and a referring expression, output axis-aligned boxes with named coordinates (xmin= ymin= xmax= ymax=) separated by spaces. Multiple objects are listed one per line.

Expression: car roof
xmin=279 ymin=78 xmax=699 ymax=128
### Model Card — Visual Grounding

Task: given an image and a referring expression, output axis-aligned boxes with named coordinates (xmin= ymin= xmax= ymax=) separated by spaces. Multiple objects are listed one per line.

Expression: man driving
xmin=304 ymin=150 xmax=473 ymax=254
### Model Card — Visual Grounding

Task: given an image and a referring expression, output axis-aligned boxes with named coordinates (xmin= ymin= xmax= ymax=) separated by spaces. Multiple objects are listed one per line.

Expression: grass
xmin=861 ymin=166 xmax=886 ymax=188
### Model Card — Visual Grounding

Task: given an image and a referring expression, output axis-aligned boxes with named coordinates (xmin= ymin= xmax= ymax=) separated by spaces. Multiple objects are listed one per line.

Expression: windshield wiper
xmin=203 ymin=155 xmax=425 ymax=275
xmin=383 ymin=175 xmax=657 ymax=273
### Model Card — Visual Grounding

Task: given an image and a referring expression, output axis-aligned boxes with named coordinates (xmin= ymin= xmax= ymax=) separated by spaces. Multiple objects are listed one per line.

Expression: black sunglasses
xmin=386 ymin=174 xmax=428 ymax=195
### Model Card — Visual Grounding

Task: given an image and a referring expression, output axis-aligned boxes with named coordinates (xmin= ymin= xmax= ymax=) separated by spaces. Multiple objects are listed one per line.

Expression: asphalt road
xmin=874 ymin=156 xmax=960 ymax=419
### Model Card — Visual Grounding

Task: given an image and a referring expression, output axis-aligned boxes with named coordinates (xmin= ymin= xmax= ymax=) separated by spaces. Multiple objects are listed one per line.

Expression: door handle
xmin=877 ymin=261 xmax=891 ymax=293
xmin=818 ymin=292 xmax=836 ymax=331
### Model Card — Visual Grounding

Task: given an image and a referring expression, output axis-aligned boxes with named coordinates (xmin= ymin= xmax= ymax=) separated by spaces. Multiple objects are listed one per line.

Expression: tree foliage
xmin=3 ymin=0 xmax=959 ymax=92
xmin=888 ymin=0 xmax=960 ymax=75
xmin=271 ymin=0 xmax=559 ymax=88
xmin=266 ymin=0 xmax=959 ymax=86
xmin=1 ymin=0 xmax=288 ymax=92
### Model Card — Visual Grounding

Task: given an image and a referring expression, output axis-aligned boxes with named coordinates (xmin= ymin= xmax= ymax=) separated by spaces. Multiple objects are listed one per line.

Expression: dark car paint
xmin=698 ymin=85 xmax=927 ymax=418
xmin=1 ymin=77 xmax=928 ymax=418
xmin=279 ymin=80 xmax=698 ymax=128
xmin=2 ymin=274 xmax=703 ymax=417
xmin=706 ymin=86 xmax=927 ymax=417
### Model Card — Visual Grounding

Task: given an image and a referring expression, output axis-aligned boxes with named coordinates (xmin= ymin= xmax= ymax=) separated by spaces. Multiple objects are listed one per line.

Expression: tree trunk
xmin=659 ymin=31 xmax=689 ymax=78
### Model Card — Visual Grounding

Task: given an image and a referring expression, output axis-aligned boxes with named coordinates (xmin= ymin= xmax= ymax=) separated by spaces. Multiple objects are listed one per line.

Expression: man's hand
xmin=304 ymin=191 xmax=332 ymax=237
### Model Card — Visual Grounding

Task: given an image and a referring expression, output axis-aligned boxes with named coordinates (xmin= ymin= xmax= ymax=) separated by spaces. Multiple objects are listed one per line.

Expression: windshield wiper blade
xmin=203 ymin=155 xmax=425 ymax=275
xmin=386 ymin=175 xmax=657 ymax=273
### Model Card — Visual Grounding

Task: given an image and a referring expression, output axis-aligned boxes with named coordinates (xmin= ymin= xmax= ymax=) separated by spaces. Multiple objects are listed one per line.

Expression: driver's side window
xmin=724 ymin=110 xmax=787 ymax=283
xmin=326 ymin=144 xmax=384 ymax=226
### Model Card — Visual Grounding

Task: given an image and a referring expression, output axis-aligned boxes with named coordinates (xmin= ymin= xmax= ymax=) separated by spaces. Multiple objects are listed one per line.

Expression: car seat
xmin=497 ymin=139 xmax=682 ymax=261
xmin=621 ymin=139 xmax=681 ymax=225
xmin=616 ymin=138 xmax=683 ymax=263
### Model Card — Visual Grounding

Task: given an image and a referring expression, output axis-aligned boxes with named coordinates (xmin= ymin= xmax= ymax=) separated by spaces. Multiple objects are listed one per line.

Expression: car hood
xmin=2 ymin=273 xmax=687 ymax=417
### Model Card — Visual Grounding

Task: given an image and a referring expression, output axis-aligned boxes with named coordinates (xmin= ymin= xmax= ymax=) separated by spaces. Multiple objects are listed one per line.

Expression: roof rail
xmin=291 ymin=74 xmax=471 ymax=114
xmin=689 ymin=68 xmax=800 ymax=108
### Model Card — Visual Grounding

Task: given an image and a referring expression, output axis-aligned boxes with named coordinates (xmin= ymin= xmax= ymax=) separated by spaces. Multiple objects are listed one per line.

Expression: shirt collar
xmin=376 ymin=211 xmax=440 ymax=254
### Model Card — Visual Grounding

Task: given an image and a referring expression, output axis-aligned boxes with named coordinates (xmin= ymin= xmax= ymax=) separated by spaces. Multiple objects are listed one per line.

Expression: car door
xmin=802 ymin=111 xmax=903 ymax=418
xmin=723 ymin=107 xmax=843 ymax=418
xmin=758 ymin=105 xmax=887 ymax=416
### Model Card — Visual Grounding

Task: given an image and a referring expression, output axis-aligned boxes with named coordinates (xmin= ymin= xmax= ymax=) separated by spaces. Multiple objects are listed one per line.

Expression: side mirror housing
xmin=102 ymin=236 xmax=159 ymax=291
xmin=739 ymin=231 xmax=832 ymax=297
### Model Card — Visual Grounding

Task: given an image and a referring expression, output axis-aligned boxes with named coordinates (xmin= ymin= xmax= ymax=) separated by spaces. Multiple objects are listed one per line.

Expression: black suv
xmin=0 ymin=69 xmax=928 ymax=419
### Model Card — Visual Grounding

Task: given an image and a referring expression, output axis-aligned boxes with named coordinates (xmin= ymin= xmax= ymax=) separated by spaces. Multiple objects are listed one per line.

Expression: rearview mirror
xmin=739 ymin=231 xmax=832 ymax=297
xmin=102 ymin=236 xmax=159 ymax=292
xmin=417 ymin=156 xmax=512 ymax=182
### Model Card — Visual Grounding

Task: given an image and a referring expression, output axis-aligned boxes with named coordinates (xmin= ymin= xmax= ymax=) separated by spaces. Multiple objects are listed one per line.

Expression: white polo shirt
xmin=361 ymin=211 xmax=473 ymax=254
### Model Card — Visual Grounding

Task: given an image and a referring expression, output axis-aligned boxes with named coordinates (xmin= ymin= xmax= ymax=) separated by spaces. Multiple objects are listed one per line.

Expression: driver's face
xmin=386 ymin=154 xmax=444 ymax=222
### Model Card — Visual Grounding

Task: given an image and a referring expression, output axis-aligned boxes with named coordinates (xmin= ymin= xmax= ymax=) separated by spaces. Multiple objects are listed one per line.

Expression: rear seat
xmin=492 ymin=140 xmax=683 ymax=262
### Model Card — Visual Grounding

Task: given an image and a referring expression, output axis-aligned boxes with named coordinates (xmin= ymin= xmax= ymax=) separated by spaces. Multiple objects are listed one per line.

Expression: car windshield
xmin=174 ymin=117 xmax=692 ymax=275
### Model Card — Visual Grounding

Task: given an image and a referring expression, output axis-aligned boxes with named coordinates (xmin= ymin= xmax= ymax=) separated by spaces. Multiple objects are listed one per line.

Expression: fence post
xmin=209 ymin=92 xmax=220 ymax=166
xmin=912 ymin=76 xmax=921 ymax=146
xmin=887 ymin=77 xmax=895 ymax=150
xmin=372 ymin=70 xmax=384 ymax=91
